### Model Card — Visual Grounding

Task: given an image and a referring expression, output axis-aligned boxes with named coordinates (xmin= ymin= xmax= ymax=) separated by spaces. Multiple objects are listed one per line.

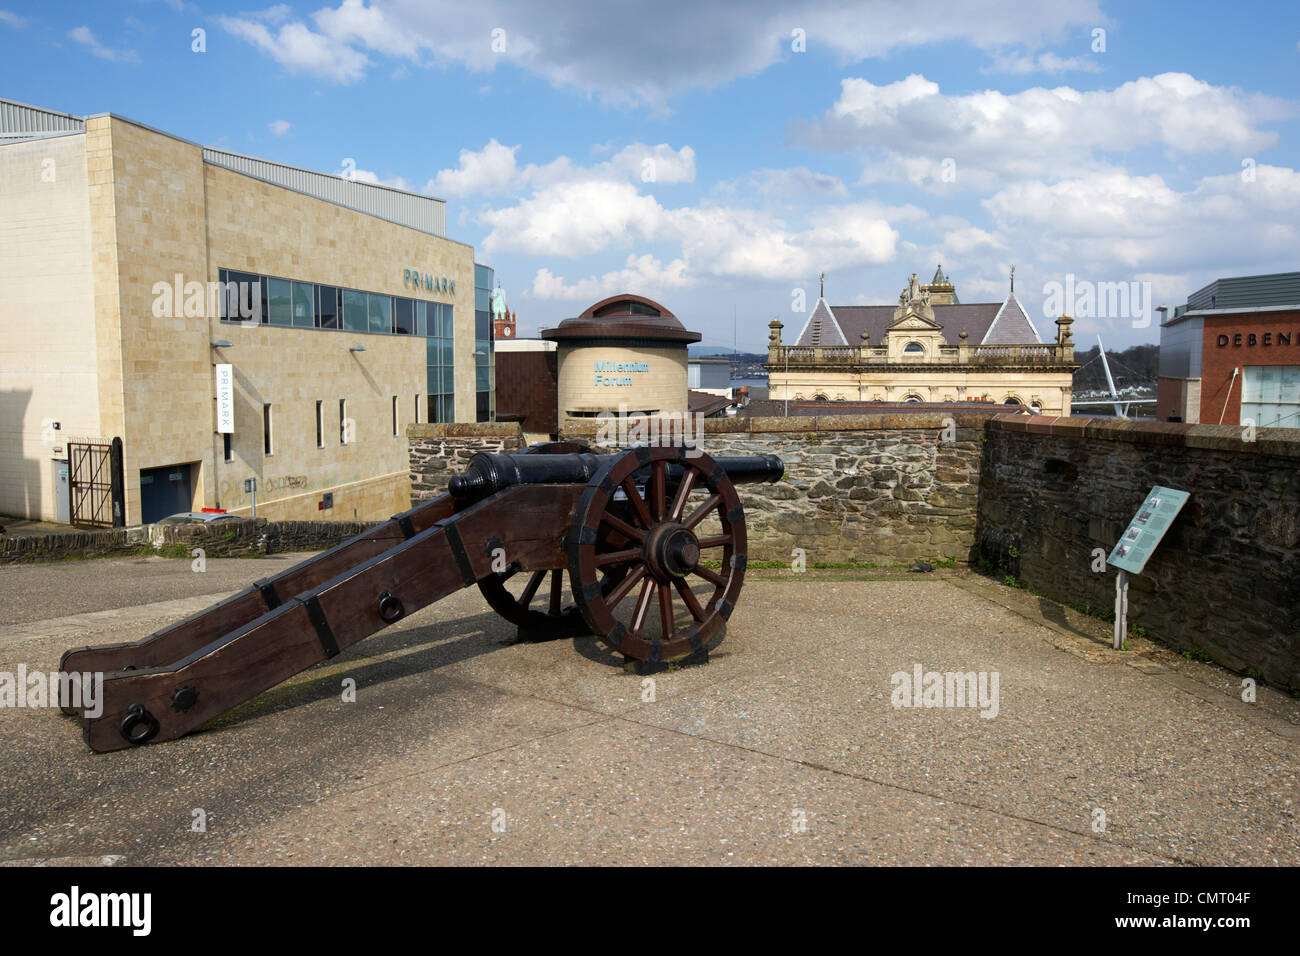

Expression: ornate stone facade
xmin=767 ymin=267 xmax=1078 ymax=414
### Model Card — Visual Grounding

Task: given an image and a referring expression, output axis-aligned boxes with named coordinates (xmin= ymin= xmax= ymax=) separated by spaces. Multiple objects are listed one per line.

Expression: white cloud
xmin=480 ymin=180 xmax=666 ymax=257
xmin=800 ymin=72 xmax=1293 ymax=189
xmin=531 ymin=254 xmax=692 ymax=301
xmin=218 ymin=14 xmax=369 ymax=83
xmin=68 ymin=26 xmax=140 ymax=63
xmin=984 ymin=50 xmax=1103 ymax=75
xmin=715 ymin=167 xmax=849 ymax=200
xmin=218 ymin=0 xmax=1105 ymax=108
xmin=268 ymin=119 xmax=291 ymax=136
xmin=980 ymin=164 xmax=1300 ymax=327
xmin=0 ymin=9 xmax=25 ymax=27
xmin=427 ymin=140 xmax=694 ymax=198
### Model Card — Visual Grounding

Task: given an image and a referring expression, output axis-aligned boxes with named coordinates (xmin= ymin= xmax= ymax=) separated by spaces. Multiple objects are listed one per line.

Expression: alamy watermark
xmin=890 ymin=664 xmax=1000 ymax=718
xmin=1 ymin=666 xmax=102 ymax=718
xmin=596 ymin=405 xmax=706 ymax=457
xmin=1042 ymin=274 xmax=1153 ymax=329
xmin=151 ymin=273 xmax=260 ymax=325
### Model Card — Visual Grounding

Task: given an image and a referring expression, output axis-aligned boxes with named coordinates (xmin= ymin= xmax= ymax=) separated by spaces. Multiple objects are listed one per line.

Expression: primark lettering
xmin=594 ymin=359 xmax=650 ymax=386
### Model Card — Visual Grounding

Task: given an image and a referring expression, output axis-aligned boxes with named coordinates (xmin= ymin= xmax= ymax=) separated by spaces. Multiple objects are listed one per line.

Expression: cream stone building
xmin=1 ymin=99 xmax=485 ymax=525
xmin=767 ymin=267 xmax=1077 ymax=414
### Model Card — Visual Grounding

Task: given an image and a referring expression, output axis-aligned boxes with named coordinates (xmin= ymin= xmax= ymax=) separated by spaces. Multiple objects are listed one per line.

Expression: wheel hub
xmin=645 ymin=522 xmax=700 ymax=580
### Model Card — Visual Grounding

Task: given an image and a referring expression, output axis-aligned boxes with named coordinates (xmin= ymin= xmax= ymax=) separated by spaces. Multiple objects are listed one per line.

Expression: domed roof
xmin=541 ymin=294 xmax=701 ymax=344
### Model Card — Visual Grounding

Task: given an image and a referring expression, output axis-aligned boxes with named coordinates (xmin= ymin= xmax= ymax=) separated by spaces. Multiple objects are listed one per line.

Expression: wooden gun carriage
xmin=59 ymin=443 xmax=783 ymax=752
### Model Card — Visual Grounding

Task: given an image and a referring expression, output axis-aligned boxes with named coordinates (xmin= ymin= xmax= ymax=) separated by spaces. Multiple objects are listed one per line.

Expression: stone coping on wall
xmin=986 ymin=413 xmax=1300 ymax=459
xmin=408 ymin=422 xmax=526 ymax=440
xmin=559 ymin=412 xmax=995 ymax=437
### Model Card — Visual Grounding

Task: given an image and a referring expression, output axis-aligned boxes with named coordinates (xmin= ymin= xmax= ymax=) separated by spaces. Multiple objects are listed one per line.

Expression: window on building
xmin=316 ymin=285 xmax=340 ymax=329
xmin=368 ymin=293 xmax=392 ymax=334
xmin=315 ymin=400 xmax=323 ymax=448
xmin=343 ymin=289 xmax=368 ymax=332
xmin=221 ymin=270 xmax=261 ymax=323
xmin=392 ymin=395 xmax=399 ymax=436
xmin=414 ymin=300 xmax=427 ymax=337
xmin=1004 ymin=397 xmax=1022 ymax=406
xmin=292 ymin=281 xmax=315 ymax=328
xmin=904 ymin=342 xmax=925 ymax=354
xmin=263 ymin=403 xmax=273 ymax=455
xmin=1242 ymin=366 xmax=1300 ymax=428
xmin=394 ymin=298 xmax=414 ymax=335
xmin=267 ymin=278 xmax=293 ymax=326
xmin=223 ymin=432 xmax=232 ymax=463
xmin=426 ymin=303 xmax=455 ymax=423
xmin=339 ymin=399 xmax=348 ymax=444
xmin=413 ymin=394 xmax=420 ymax=424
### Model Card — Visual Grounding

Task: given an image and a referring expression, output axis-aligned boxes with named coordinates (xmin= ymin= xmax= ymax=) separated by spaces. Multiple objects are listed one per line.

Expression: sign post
xmin=1106 ymin=485 xmax=1190 ymax=650
xmin=244 ymin=477 xmax=257 ymax=518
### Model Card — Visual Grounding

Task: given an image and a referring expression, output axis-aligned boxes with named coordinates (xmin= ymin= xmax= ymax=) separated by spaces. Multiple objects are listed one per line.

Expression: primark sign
xmin=402 ymin=269 xmax=454 ymax=296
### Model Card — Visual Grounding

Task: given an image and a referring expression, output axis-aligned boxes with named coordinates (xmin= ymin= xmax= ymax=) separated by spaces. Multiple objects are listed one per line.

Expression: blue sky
xmin=2 ymin=0 xmax=1298 ymax=350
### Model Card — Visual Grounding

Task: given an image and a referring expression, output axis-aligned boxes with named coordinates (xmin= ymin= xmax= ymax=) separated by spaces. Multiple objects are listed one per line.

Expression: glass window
xmin=223 ymin=270 xmax=260 ymax=323
xmin=475 ymin=308 xmax=491 ymax=341
xmin=343 ymin=289 xmax=368 ymax=332
xmin=317 ymin=285 xmax=339 ymax=329
xmin=369 ymin=293 xmax=392 ymax=334
xmin=267 ymin=278 xmax=292 ymax=326
xmin=217 ymin=269 xmax=229 ymax=320
xmin=440 ymin=338 xmax=453 ymax=366
xmin=394 ymin=298 xmax=413 ymax=335
xmin=259 ymin=276 xmax=269 ymax=325
xmin=292 ymin=281 xmax=315 ymax=328
xmin=415 ymin=301 xmax=427 ymax=337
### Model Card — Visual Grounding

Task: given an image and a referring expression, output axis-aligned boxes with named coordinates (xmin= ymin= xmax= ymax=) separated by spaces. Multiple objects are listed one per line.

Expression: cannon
xmin=58 ymin=443 xmax=783 ymax=752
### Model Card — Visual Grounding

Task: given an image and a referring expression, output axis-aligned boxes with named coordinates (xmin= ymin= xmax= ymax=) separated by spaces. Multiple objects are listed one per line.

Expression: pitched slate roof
xmin=981 ymin=291 xmax=1041 ymax=344
xmin=793 ymin=295 xmax=1041 ymax=347
xmin=795 ymin=303 xmax=993 ymax=346
xmin=792 ymin=297 xmax=848 ymax=346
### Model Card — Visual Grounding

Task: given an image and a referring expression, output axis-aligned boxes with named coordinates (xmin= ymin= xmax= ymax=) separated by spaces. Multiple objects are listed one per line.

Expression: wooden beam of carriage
xmin=56 ymin=494 xmax=460 ymax=713
xmin=78 ymin=484 xmax=580 ymax=752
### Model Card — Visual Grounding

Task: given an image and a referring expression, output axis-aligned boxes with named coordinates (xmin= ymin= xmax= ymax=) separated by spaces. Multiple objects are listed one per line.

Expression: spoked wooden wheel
xmin=478 ymin=565 xmax=623 ymax=639
xmin=477 ymin=439 xmax=622 ymax=638
xmin=568 ymin=446 xmax=747 ymax=662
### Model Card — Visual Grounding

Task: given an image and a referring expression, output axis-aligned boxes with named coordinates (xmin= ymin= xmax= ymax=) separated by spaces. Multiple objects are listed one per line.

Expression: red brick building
xmin=1157 ymin=272 xmax=1300 ymax=427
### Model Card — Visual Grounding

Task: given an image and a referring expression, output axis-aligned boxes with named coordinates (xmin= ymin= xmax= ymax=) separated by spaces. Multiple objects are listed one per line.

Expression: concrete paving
xmin=0 ymin=556 xmax=1296 ymax=866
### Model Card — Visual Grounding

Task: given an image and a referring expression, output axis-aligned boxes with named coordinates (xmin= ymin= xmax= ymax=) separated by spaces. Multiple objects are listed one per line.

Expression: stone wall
xmin=0 ymin=517 xmax=375 ymax=564
xmin=407 ymin=415 xmax=986 ymax=565
xmin=977 ymin=416 xmax=1300 ymax=690
xmin=408 ymin=422 xmax=527 ymax=501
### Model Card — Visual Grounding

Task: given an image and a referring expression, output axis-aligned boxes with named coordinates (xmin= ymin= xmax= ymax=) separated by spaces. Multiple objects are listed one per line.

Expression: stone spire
xmin=921 ymin=263 xmax=959 ymax=305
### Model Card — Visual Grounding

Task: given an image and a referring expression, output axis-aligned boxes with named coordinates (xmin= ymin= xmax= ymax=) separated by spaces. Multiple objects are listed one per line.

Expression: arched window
xmin=903 ymin=394 xmax=923 ymax=404
xmin=1004 ymin=396 xmax=1022 ymax=406
xmin=903 ymin=342 xmax=925 ymax=355
xmin=813 ymin=393 xmax=830 ymax=402
xmin=1030 ymin=402 xmax=1042 ymax=414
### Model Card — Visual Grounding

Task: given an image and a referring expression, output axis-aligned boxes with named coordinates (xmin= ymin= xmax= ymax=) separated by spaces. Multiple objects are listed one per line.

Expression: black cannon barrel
xmin=704 ymin=454 xmax=785 ymax=485
xmin=448 ymin=450 xmax=784 ymax=499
